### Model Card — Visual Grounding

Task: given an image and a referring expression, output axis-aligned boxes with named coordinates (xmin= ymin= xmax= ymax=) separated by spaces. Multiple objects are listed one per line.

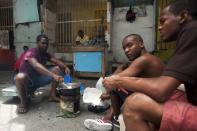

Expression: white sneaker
xmin=84 ymin=118 xmax=112 ymax=131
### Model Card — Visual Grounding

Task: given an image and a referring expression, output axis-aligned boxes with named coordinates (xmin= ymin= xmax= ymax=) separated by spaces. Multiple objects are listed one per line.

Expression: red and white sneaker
xmin=84 ymin=118 xmax=112 ymax=131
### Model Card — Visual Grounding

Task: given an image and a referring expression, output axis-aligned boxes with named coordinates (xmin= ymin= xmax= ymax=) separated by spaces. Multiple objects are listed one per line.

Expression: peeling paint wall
xmin=13 ymin=0 xmax=41 ymax=57
xmin=14 ymin=23 xmax=42 ymax=57
xmin=13 ymin=0 xmax=40 ymax=24
xmin=13 ymin=0 xmax=56 ymax=57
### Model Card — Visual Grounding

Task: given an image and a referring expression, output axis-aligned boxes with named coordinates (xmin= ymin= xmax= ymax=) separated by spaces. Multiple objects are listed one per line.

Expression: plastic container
xmin=64 ymin=74 xmax=72 ymax=83
xmin=80 ymin=83 xmax=85 ymax=95
xmin=83 ymin=87 xmax=103 ymax=105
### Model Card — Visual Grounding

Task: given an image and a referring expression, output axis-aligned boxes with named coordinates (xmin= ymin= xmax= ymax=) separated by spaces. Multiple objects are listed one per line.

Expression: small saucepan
xmin=57 ymin=82 xmax=80 ymax=96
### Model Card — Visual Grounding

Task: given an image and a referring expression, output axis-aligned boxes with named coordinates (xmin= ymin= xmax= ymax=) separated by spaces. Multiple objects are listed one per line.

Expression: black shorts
xmin=110 ymin=90 xmax=133 ymax=105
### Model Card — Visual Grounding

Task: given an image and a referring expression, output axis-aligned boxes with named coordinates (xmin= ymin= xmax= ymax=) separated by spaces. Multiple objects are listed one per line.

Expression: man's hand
xmin=102 ymin=75 xmax=120 ymax=92
xmin=64 ymin=66 xmax=71 ymax=74
xmin=52 ymin=74 xmax=64 ymax=83
xmin=100 ymin=93 xmax=110 ymax=101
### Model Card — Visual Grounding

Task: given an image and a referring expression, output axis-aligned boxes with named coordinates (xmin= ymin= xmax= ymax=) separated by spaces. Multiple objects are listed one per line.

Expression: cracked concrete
xmin=0 ymin=71 xmax=118 ymax=131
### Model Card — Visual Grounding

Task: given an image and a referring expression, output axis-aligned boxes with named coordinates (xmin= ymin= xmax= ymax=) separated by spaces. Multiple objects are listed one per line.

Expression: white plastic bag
xmin=96 ymin=77 xmax=106 ymax=93
xmin=83 ymin=87 xmax=103 ymax=106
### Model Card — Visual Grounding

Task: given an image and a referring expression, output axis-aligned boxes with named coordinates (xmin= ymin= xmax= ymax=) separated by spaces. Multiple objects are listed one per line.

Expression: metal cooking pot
xmin=57 ymin=82 xmax=80 ymax=96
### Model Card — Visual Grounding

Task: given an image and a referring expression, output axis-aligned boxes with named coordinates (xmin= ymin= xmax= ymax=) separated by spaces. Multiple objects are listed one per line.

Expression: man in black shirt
xmin=103 ymin=0 xmax=197 ymax=131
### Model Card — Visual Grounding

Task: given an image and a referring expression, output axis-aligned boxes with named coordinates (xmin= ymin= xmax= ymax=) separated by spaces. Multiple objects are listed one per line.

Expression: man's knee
xmin=15 ymin=73 xmax=26 ymax=82
xmin=124 ymin=92 xmax=150 ymax=112
xmin=15 ymin=73 xmax=27 ymax=90
xmin=123 ymin=93 xmax=149 ymax=121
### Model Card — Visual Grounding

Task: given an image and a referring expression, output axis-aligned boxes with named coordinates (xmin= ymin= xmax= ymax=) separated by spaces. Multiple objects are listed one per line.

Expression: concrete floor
xmin=0 ymin=71 xmax=119 ymax=131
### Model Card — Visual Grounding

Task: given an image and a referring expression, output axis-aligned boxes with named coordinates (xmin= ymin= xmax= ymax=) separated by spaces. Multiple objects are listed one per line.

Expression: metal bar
xmin=69 ymin=0 xmax=71 ymax=44
xmin=63 ymin=0 xmax=65 ymax=44
xmin=6 ymin=7 xmax=7 ymax=30
xmin=70 ymin=0 xmax=73 ymax=44
xmin=69 ymin=13 xmax=71 ymax=44
xmin=3 ymin=8 xmax=5 ymax=30
xmin=8 ymin=7 xmax=10 ymax=30
xmin=0 ymin=6 xmax=13 ymax=9
xmin=8 ymin=7 xmax=9 ymax=29
xmin=56 ymin=19 xmax=101 ymax=24
xmin=1 ymin=8 xmax=3 ymax=29
xmin=60 ymin=13 xmax=62 ymax=44
xmin=4 ymin=8 xmax=7 ymax=30
xmin=0 ymin=8 xmax=2 ymax=29
xmin=1 ymin=8 xmax=3 ymax=30
xmin=4 ymin=7 xmax=6 ymax=30
xmin=11 ymin=0 xmax=13 ymax=31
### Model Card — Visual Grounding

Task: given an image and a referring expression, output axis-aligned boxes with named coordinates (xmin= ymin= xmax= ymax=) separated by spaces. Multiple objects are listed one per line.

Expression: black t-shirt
xmin=162 ymin=21 xmax=197 ymax=105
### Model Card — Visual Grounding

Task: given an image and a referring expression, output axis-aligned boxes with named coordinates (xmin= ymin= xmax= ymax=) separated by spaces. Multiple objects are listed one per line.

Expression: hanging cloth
xmin=126 ymin=0 xmax=136 ymax=22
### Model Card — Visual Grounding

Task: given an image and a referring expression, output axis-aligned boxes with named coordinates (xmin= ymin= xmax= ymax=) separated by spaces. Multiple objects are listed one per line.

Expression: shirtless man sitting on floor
xmin=84 ymin=34 xmax=164 ymax=131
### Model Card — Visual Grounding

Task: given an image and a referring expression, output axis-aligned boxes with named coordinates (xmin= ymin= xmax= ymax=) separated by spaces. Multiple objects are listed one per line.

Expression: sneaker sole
xmin=113 ymin=123 xmax=120 ymax=128
xmin=84 ymin=119 xmax=112 ymax=131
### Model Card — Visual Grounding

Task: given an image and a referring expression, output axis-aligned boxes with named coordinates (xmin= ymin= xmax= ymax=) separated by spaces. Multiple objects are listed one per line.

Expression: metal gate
xmin=0 ymin=1 xmax=13 ymax=50
xmin=0 ymin=6 xmax=13 ymax=31
xmin=56 ymin=0 xmax=107 ymax=52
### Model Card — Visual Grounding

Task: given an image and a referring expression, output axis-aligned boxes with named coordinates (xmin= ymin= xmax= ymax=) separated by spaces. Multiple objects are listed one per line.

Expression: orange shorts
xmin=159 ymin=90 xmax=197 ymax=131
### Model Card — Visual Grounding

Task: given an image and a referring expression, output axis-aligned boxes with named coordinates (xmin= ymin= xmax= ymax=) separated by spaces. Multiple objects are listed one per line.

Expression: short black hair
xmin=78 ymin=29 xmax=84 ymax=34
xmin=123 ymin=34 xmax=144 ymax=43
xmin=36 ymin=34 xmax=49 ymax=43
xmin=169 ymin=0 xmax=197 ymax=19
xmin=23 ymin=46 xmax=28 ymax=51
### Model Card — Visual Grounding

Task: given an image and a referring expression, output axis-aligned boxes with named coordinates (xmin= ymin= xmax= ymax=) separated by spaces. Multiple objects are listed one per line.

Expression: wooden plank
xmin=74 ymin=71 xmax=102 ymax=78
xmin=61 ymin=45 xmax=106 ymax=52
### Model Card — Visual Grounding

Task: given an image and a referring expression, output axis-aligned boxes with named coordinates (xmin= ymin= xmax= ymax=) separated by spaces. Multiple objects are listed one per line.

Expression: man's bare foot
xmin=48 ymin=96 xmax=60 ymax=102
xmin=17 ymin=104 xmax=28 ymax=114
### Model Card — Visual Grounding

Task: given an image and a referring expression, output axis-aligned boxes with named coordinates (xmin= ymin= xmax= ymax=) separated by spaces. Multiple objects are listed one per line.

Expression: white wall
xmin=111 ymin=5 xmax=155 ymax=63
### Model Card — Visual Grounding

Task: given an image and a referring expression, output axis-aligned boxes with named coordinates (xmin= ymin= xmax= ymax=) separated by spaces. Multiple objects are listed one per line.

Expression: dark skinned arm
xmin=100 ymin=56 xmax=147 ymax=100
xmin=103 ymin=75 xmax=181 ymax=103
xmin=50 ymin=56 xmax=70 ymax=74
xmin=28 ymin=58 xmax=63 ymax=82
